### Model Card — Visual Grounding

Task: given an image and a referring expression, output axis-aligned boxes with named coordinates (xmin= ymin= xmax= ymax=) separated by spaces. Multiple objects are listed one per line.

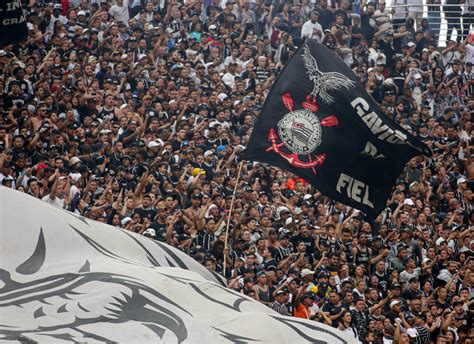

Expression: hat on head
xmin=2 ymin=177 xmax=14 ymax=185
xmin=147 ymin=139 xmax=163 ymax=148
xmin=69 ymin=173 xmax=82 ymax=183
xmin=390 ymin=300 xmax=401 ymax=309
xmin=278 ymin=232 xmax=290 ymax=240
xmin=204 ymin=150 xmax=214 ymax=158
xmin=300 ymin=269 xmax=314 ymax=278
xmin=403 ymin=198 xmax=414 ymax=206
xmin=288 ymin=267 xmax=299 ymax=274
xmin=121 ymin=217 xmax=133 ymax=225
xmin=217 ymin=93 xmax=228 ymax=102
xmin=143 ymin=228 xmax=156 ymax=237
xmin=317 ymin=271 xmax=330 ymax=279
xmin=70 ymin=157 xmax=81 ymax=165
xmin=416 ymin=313 xmax=427 ymax=322
xmin=457 ymin=177 xmax=467 ymax=185
xmin=407 ymin=329 xmax=418 ymax=338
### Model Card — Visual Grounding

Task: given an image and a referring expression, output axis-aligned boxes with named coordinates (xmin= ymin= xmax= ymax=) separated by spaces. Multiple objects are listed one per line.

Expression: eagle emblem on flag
xmin=302 ymin=43 xmax=355 ymax=104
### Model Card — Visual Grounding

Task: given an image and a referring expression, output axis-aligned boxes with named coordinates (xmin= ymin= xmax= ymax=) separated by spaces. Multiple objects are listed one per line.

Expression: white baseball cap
xmin=300 ymin=269 xmax=315 ymax=278
xmin=143 ymin=228 xmax=156 ymax=237
xmin=147 ymin=140 xmax=162 ymax=148
xmin=121 ymin=217 xmax=133 ymax=225
xmin=390 ymin=300 xmax=400 ymax=309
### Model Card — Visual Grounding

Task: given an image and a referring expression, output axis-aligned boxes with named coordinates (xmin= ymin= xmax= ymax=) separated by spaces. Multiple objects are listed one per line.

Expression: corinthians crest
xmin=266 ymin=93 xmax=338 ymax=174
xmin=278 ymin=109 xmax=321 ymax=155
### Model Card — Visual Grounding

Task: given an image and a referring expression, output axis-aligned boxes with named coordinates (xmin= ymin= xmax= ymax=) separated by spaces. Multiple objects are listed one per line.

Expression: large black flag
xmin=0 ymin=0 xmax=28 ymax=48
xmin=244 ymin=39 xmax=430 ymax=217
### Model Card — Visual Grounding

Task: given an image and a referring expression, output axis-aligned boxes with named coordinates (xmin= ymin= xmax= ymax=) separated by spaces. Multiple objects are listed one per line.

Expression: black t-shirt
xmin=318 ymin=8 xmax=334 ymax=31
xmin=135 ymin=207 xmax=157 ymax=223
xmin=378 ymin=39 xmax=396 ymax=67
xmin=149 ymin=221 xmax=167 ymax=241
xmin=291 ymin=235 xmax=314 ymax=254
xmin=401 ymin=288 xmax=423 ymax=301
xmin=360 ymin=13 xmax=375 ymax=41
xmin=373 ymin=271 xmax=390 ymax=294
xmin=435 ymin=299 xmax=450 ymax=312
xmin=323 ymin=302 xmax=345 ymax=326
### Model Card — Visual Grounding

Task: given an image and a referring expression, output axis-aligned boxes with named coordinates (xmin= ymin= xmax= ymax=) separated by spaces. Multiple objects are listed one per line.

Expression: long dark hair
xmin=340 ymin=310 xmax=353 ymax=327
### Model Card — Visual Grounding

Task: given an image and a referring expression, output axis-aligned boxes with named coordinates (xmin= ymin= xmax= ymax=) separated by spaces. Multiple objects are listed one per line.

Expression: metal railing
xmin=378 ymin=3 xmax=473 ymax=47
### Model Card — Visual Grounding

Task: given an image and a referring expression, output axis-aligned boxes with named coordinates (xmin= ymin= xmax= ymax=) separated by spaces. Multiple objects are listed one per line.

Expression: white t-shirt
xmin=109 ymin=0 xmax=130 ymax=25
xmin=47 ymin=15 xmax=68 ymax=33
xmin=399 ymin=267 xmax=421 ymax=284
xmin=42 ymin=194 xmax=65 ymax=209
xmin=222 ymin=72 xmax=237 ymax=89
xmin=301 ymin=20 xmax=324 ymax=42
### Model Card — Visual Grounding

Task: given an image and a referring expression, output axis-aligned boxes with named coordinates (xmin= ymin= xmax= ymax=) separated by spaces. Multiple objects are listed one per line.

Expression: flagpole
xmin=223 ymin=160 xmax=244 ymax=278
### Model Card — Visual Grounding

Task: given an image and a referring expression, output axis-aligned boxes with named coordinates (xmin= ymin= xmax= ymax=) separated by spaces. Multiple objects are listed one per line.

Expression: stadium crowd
xmin=0 ymin=0 xmax=473 ymax=343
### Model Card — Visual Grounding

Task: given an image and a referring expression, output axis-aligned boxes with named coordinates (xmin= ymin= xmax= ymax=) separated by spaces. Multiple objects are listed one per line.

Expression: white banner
xmin=0 ymin=187 xmax=359 ymax=343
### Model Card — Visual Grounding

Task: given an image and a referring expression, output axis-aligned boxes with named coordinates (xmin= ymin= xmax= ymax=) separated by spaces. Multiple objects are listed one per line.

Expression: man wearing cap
xmin=300 ymin=268 xmax=315 ymax=291
xmin=48 ymin=4 xmax=68 ymax=32
xmin=455 ymin=176 xmax=469 ymax=205
xmin=269 ymin=290 xmax=288 ymax=315
xmin=143 ymin=228 xmax=157 ymax=239
xmin=404 ymin=312 xmax=430 ymax=344
xmin=378 ymin=31 xmax=396 ymax=68
xmin=386 ymin=299 xmax=402 ymax=325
